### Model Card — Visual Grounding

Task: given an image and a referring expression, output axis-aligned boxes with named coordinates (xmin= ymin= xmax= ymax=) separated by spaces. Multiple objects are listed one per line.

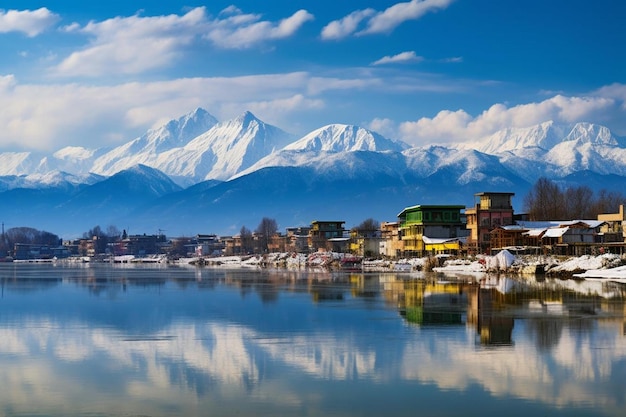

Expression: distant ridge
xmin=0 ymin=110 xmax=625 ymax=237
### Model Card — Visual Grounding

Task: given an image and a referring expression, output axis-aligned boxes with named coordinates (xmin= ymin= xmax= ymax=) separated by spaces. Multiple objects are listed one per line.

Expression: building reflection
xmin=383 ymin=278 xmax=467 ymax=326
xmin=467 ymin=286 xmax=514 ymax=346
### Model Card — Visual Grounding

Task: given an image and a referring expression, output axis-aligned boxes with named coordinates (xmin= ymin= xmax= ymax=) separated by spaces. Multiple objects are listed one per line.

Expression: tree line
xmin=523 ymin=177 xmax=625 ymax=221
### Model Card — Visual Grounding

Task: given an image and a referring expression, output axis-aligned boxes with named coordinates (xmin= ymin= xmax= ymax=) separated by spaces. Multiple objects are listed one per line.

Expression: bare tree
xmin=524 ymin=177 xmax=565 ymax=220
xmin=591 ymin=189 xmax=625 ymax=215
xmin=525 ymin=178 xmax=626 ymax=220
xmin=255 ymin=217 xmax=278 ymax=253
xmin=106 ymin=225 xmax=121 ymax=239
xmin=564 ymin=185 xmax=594 ymax=219
xmin=83 ymin=225 xmax=109 ymax=254
xmin=5 ymin=227 xmax=60 ymax=246
xmin=240 ymin=226 xmax=253 ymax=254
xmin=353 ymin=218 xmax=380 ymax=238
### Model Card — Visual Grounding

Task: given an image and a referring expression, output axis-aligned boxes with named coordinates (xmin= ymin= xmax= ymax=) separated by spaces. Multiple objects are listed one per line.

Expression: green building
xmin=397 ymin=205 xmax=468 ymax=257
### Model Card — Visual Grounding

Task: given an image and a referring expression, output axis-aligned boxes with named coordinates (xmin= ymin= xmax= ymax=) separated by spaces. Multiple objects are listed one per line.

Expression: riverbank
xmin=174 ymin=250 xmax=626 ymax=282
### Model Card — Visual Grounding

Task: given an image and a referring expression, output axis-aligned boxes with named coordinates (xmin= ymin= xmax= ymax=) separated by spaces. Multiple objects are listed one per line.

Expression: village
xmin=3 ymin=190 xmax=626 ymax=278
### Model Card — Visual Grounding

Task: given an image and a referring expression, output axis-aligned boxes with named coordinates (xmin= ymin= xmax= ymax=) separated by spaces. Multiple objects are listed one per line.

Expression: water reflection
xmin=0 ymin=264 xmax=625 ymax=416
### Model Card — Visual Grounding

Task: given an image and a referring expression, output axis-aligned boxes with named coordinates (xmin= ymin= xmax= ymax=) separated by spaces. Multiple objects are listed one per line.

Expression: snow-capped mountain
xmin=152 ymin=111 xmax=295 ymax=182
xmin=1 ymin=108 xmax=626 ymax=237
xmin=91 ymin=107 xmax=219 ymax=178
xmin=235 ymin=124 xmax=408 ymax=178
xmin=0 ymin=151 xmax=40 ymax=176
xmin=283 ymin=124 xmax=408 ymax=152
xmin=459 ymin=121 xmax=621 ymax=154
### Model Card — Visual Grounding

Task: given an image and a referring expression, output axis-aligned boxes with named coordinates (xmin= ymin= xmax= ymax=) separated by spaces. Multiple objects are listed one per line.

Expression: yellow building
xmin=397 ymin=205 xmax=468 ymax=257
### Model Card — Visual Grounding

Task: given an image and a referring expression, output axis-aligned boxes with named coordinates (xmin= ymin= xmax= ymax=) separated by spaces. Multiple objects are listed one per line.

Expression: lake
xmin=0 ymin=263 xmax=624 ymax=416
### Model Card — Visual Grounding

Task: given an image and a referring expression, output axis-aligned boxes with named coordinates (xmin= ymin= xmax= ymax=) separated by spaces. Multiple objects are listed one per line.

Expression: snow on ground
xmin=171 ymin=250 xmax=626 ymax=284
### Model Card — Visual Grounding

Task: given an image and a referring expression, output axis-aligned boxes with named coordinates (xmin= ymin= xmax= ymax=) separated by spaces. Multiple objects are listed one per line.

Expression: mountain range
xmin=1 ymin=108 xmax=625 ymax=238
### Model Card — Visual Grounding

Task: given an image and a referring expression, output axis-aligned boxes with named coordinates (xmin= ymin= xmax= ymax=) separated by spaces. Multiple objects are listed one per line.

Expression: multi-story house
xmin=380 ymin=221 xmax=403 ymax=258
xmin=597 ymin=204 xmax=626 ymax=243
xmin=397 ymin=205 xmax=467 ymax=257
xmin=349 ymin=227 xmax=381 ymax=257
xmin=309 ymin=220 xmax=346 ymax=252
xmin=285 ymin=226 xmax=311 ymax=253
xmin=466 ymin=192 xmax=515 ymax=254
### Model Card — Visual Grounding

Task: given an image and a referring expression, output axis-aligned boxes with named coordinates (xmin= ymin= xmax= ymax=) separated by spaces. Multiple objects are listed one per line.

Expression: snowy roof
xmin=499 ymin=225 xmax=527 ymax=231
xmin=558 ymin=220 xmax=605 ymax=229
xmin=517 ymin=220 xmax=604 ymax=229
xmin=543 ymin=227 xmax=569 ymax=238
xmin=422 ymin=236 xmax=467 ymax=244
xmin=524 ymin=228 xmax=547 ymax=237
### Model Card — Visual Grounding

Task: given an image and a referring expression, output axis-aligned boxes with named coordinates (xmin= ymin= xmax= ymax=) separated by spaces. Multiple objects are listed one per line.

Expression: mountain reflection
xmin=0 ymin=265 xmax=624 ymax=416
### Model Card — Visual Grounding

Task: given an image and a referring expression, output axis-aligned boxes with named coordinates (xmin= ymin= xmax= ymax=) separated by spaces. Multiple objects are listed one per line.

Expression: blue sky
xmin=0 ymin=0 xmax=624 ymax=151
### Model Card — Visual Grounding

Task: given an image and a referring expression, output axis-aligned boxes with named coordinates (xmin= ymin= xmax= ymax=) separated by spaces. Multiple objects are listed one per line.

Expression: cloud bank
xmin=0 ymin=7 xmax=59 ymax=37
xmin=397 ymin=95 xmax=619 ymax=146
xmin=54 ymin=7 xmax=313 ymax=77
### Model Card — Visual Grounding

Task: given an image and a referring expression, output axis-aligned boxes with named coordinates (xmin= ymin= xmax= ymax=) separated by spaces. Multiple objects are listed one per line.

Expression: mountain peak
xmin=460 ymin=121 xmax=619 ymax=155
xmin=565 ymin=122 xmax=618 ymax=145
xmin=234 ymin=111 xmax=260 ymax=128
xmin=284 ymin=124 xmax=408 ymax=153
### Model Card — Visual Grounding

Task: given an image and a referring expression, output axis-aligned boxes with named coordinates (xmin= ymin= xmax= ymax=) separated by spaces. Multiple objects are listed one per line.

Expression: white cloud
xmin=0 ymin=7 xmax=60 ymax=37
xmin=367 ymin=118 xmax=397 ymax=139
xmin=0 ymin=74 xmax=17 ymax=90
xmin=398 ymin=94 xmax=619 ymax=146
xmin=362 ymin=0 xmax=453 ymax=35
xmin=320 ymin=9 xmax=375 ymax=40
xmin=56 ymin=7 xmax=207 ymax=77
xmin=54 ymin=7 xmax=313 ymax=77
xmin=322 ymin=0 xmax=453 ymax=40
xmin=205 ymin=8 xmax=313 ymax=49
xmin=0 ymin=72 xmax=328 ymax=151
xmin=372 ymin=51 xmax=423 ymax=65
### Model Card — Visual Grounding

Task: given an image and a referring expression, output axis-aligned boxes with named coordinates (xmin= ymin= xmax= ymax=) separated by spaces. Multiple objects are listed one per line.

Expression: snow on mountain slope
xmin=238 ymin=141 xmax=518 ymax=188
xmin=459 ymin=121 xmax=568 ymax=154
xmin=456 ymin=121 xmax=626 ymax=182
xmin=234 ymin=124 xmax=408 ymax=179
xmin=562 ymin=122 xmax=618 ymax=145
xmin=545 ymin=139 xmax=626 ymax=176
xmin=91 ymin=108 xmax=218 ymax=176
xmin=0 ymin=152 xmax=40 ymax=175
xmin=35 ymin=146 xmax=110 ymax=175
xmin=154 ymin=111 xmax=296 ymax=181
xmin=283 ymin=124 xmax=409 ymax=152
xmin=459 ymin=121 xmax=621 ymax=155
xmin=403 ymin=146 xmax=520 ymax=186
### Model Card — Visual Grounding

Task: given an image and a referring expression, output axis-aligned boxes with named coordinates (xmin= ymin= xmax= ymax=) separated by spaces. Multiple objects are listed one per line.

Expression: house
xmin=13 ymin=243 xmax=70 ymax=260
xmin=268 ymin=233 xmax=287 ymax=253
xmin=285 ymin=226 xmax=311 ymax=253
xmin=516 ymin=220 xmax=608 ymax=256
xmin=466 ymin=192 xmax=515 ymax=254
xmin=380 ymin=221 xmax=403 ymax=258
xmin=349 ymin=227 xmax=381 ymax=257
xmin=194 ymin=234 xmax=224 ymax=256
xmin=489 ymin=224 xmax=531 ymax=253
xmin=597 ymin=204 xmax=626 ymax=243
xmin=397 ymin=205 xmax=468 ymax=257
xmin=123 ymin=234 xmax=166 ymax=256
xmin=309 ymin=221 xmax=346 ymax=252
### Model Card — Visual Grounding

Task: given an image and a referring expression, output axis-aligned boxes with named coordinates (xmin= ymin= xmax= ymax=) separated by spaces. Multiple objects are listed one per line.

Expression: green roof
xmin=397 ymin=205 xmax=466 ymax=218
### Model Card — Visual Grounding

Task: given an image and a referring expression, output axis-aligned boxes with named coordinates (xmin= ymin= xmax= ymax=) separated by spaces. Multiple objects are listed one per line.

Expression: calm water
xmin=0 ymin=263 xmax=624 ymax=417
